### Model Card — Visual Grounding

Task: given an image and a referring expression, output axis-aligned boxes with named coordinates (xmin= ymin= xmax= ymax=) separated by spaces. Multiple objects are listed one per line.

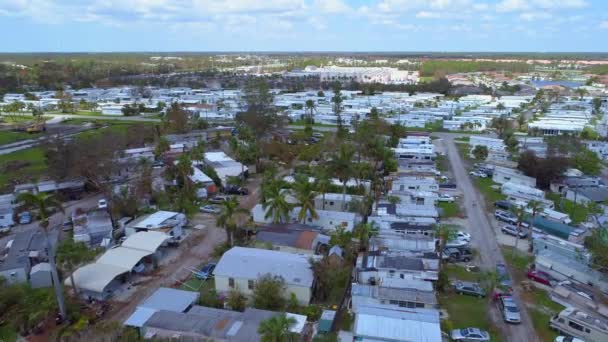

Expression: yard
xmin=0 ymin=147 xmax=47 ymax=191
xmin=0 ymin=131 xmax=42 ymax=146
xmin=473 ymin=177 xmax=507 ymax=207
xmin=438 ymin=201 xmax=461 ymax=218
xmin=546 ymin=193 xmax=592 ymax=224
xmin=438 ymin=293 xmax=502 ymax=342
xmin=445 ymin=264 xmax=482 ymax=282
xmin=521 ymin=288 xmax=565 ymax=341
xmin=435 ymin=154 xmax=449 ymax=172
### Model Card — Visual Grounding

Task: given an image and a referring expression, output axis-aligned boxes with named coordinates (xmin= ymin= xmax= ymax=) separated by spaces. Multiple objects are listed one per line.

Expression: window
xmin=416 ymin=302 xmax=425 ymax=308
xmin=400 ymin=185 xmax=405 ymax=191
xmin=228 ymin=278 xmax=235 ymax=288
xmin=329 ymin=201 xmax=334 ymax=206
xmin=408 ymin=186 xmax=416 ymax=190
xmin=568 ymin=321 xmax=584 ymax=331
xmin=416 ymin=198 xmax=424 ymax=205
xmin=248 ymin=280 xmax=254 ymax=290
xmin=585 ymin=328 xmax=590 ymax=333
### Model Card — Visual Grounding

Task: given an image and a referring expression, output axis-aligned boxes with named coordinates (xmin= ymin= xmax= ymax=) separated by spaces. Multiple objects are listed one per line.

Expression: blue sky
xmin=1 ymin=0 xmax=607 ymax=52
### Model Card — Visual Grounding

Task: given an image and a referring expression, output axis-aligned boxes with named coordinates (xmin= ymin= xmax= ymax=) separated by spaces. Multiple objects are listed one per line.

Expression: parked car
xmin=312 ymin=132 xmax=324 ymax=138
xmin=98 ymin=199 xmax=108 ymax=210
xmin=499 ymin=295 xmax=521 ymax=324
xmin=494 ymin=210 xmax=517 ymax=224
xmin=444 ymin=247 xmax=473 ymax=262
xmin=224 ymin=186 xmax=249 ymax=195
xmin=494 ymin=200 xmax=512 ymax=210
xmin=446 ymin=238 xmax=469 ymax=248
xmin=454 ymin=281 xmax=486 ymax=297
xmin=496 ymin=263 xmax=513 ymax=289
xmin=469 ymin=171 xmax=487 ymax=178
xmin=451 ymin=328 xmax=490 ymax=341
xmin=62 ymin=220 xmax=73 ymax=232
xmin=195 ymin=263 xmax=216 ymax=280
xmin=18 ymin=211 xmax=32 ymax=225
xmin=209 ymin=195 xmax=231 ymax=204
xmin=554 ymin=336 xmax=585 ymax=342
xmin=438 ymin=194 xmax=455 ymax=203
xmin=439 ymin=183 xmax=457 ymax=189
xmin=526 ymin=269 xmax=555 ymax=287
xmin=501 ymin=224 xmax=528 ymax=238
xmin=200 ymin=205 xmax=221 ymax=214
xmin=456 ymin=231 xmax=471 ymax=242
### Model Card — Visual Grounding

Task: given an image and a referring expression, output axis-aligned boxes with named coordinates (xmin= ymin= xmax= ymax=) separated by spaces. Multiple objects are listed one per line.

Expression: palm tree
xmin=328 ymin=144 xmax=355 ymax=211
xmin=480 ymin=270 xmax=500 ymax=304
xmin=510 ymin=206 xmax=527 ymax=256
xmin=526 ymin=200 xmax=543 ymax=252
xmin=216 ymin=197 xmax=250 ymax=247
xmin=260 ymin=167 xmax=278 ymax=205
xmin=314 ymin=169 xmax=331 ymax=210
xmin=305 ymin=99 xmax=315 ymax=124
xmin=291 ymin=175 xmax=318 ymax=224
xmin=262 ymin=181 xmax=293 ymax=224
xmin=56 ymin=240 xmax=97 ymax=296
xmin=575 ymin=88 xmax=588 ymax=100
xmin=434 ymin=224 xmax=458 ymax=273
xmin=17 ymin=192 xmax=67 ymax=319
xmin=258 ymin=314 xmax=297 ymax=342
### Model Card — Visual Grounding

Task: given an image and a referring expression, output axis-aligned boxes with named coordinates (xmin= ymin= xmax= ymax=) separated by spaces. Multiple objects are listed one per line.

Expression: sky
xmin=0 ymin=0 xmax=607 ymax=52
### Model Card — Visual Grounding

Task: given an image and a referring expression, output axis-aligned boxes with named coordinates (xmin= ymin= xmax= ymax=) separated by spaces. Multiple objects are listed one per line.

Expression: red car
xmin=527 ymin=270 xmax=554 ymax=286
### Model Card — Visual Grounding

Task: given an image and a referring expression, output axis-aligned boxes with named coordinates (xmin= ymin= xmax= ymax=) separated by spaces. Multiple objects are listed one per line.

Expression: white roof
xmin=121 ymin=231 xmax=169 ymax=253
xmin=190 ymin=166 xmax=214 ymax=184
xmin=96 ymin=247 xmax=151 ymax=270
xmin=214 ymin=247 xmax=314 ymax=287
xmin=66 ymin=263 xmax=129 ymax=293
xmin=205 ymin=151 xmax=232 ymax=162
xmin=354 ymin=306 xmax=442 ymax=342
xmin=134 ymin=211 xmax=178 ymax=229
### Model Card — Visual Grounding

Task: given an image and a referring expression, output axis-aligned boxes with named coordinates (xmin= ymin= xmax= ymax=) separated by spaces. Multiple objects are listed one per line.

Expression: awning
xmin=66 ymin=263 xmax=129 ymax=293
xmin=97 ymin=247 xmax=151 ymax=270
xmin=121 ymin=231 xmax=170 ymax=253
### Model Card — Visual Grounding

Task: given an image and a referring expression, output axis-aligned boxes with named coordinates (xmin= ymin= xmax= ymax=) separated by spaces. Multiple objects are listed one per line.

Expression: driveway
xmin=436 ymin=132 xmax=539 ymax=342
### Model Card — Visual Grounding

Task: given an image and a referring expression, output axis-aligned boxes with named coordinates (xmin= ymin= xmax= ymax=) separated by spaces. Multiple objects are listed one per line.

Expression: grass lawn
xmin=521 ymin=288 xmax=565 ymax=342
xmin=445 ymin=264 xmax=482 ymax=282
xmin=180 ymin=276 xmax=215 ymax=293
xmin=438 ymin=293 xmax=502 ymax=342
xmin=455 ymin=142 xmax=474 ymax=164
xmin=0 ymin=131 xmax=42 ymax=145
xmin=438 ymin=201 xmax=461 ymax=218
xmin=454 ymin=136 xmax=471 ymax=142
xmin=75 ymin=123 xmax=134 ymax=140
xmin=436 ymin=154 xmax=449 ymax=172
xmin=0 ymin=325 xmax=17 ymax=342
xmin=473 ymin=177 xmax=507 ymax=207
xmin=546 ymin=193 xmax=590 ymax=224
xmin=0 ymin=147 xmax=47 ymax=191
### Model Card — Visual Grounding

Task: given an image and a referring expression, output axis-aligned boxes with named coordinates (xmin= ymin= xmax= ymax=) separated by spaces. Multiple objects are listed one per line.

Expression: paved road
xmin=435 ymin=132 xmax=539 ymax=342
xmin=40 ymin=113 xmax=162 ymax=123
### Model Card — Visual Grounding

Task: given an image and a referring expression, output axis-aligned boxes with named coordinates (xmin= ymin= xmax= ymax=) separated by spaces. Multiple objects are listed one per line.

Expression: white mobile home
xmin=213 ymin=247 xmax=313 ymax=304
xmin=492 ymin=166 xmax=536 ymax=187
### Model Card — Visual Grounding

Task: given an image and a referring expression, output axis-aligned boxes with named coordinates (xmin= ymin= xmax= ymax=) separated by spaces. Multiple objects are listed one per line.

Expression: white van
xmin=550 ymin=308 xmax=608 ymax=342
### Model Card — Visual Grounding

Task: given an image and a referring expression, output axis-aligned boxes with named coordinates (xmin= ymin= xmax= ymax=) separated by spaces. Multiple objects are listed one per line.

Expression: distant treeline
xmin=420 ymin=60 xmax=532 ymax=76
xmin=588 ymin=64 xmax=608 ymax=75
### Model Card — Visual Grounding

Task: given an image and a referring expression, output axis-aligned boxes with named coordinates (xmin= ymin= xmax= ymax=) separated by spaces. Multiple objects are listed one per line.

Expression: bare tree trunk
xmin=45 ymin=229 xmax=67 ymax=319
xmin=70 ymin=271 xmax=79 ymax=295
xmin=342 ymin=181 xmax=347 ymax=212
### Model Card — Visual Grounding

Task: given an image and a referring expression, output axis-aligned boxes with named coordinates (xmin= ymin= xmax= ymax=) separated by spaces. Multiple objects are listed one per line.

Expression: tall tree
xmin=164 ymin=102 xmax=189 ymax=133
xmin=305 ymin=99 xmax=315 ymax=124
xmin=263 ymin=181 xmax=293 ymax=224
xmin=252 ymin=274 xmax=287 ymax=311
xmin=328 ymin=144 xmax=355 ymax=211
xmin=258 ymin=314 xmax=297 ymax=342
xmin=510 ymin=206 xmax=527 ymax=256
xmin=526 ymin=200 xmax=543 ymax=252
xmin=434 ymin=224 xmax=458 ymax=274
xmin=239 ymin=78 xmax=279 ymax=140
xmin=585 ymin=228 xmax=608 ymax=273
xmin=56 ymin=240 xmax=98 ymax=295
xmin=314 ymin=169 xmax=332 ymax=211
xmin=216 ymin=197 xmax=249 ymax=246
xmin=16 ymin=192 xmax=67 ymax=319
xmin=291 ymin=175 xmax=318 ymax=224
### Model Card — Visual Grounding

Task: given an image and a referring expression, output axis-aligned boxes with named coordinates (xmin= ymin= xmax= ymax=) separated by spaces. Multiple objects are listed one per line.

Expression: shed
xmin=66 ymin=263 xmax=129 ymax=299
xmin=29 ymin=262 xmax=52 ymax=288
xmin=318 ymin=310 xmax=336 ymax=333
xmin=528 ymin=216 xmax=575 ymax=240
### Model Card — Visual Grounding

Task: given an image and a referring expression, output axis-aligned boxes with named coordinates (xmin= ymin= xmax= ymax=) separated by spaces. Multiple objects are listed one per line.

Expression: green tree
xmin=526 ymin=200 xmax=543 ymax=252
xmin=252 ymin=274 xmax=287 ymax=311
xmin=164 ymin=102 xmax=190 ymax=133
xmin=585 ymin=228 xmax=608 ymax=273
xmin=305 ymin=99 xmax=315 ymax=124
xmin=575 ymin=88 xmax=588 ymax=100
xmin=490 ymin=115 xmax=511 ymax=139
xmin=263 ymin=181 xmax=293 ymax=224
xmin=216 ymin=197 xmax=250 ymax=246
xmin=16 ymin=192 xmax=67 ymax=319
xmin=258 ymin=314 xmax=297 ymax=342
xmin=154 ymin=136 xmax=170 ymax=160
xmin=227 ymin=287 xmax=247 ymax=312
xmin=434 ymin=224 xmax=458 ymax=274
xmin=56 ymin=240 xmax=98 ymax=295
xmin=314 ymin=169 xmax=332 ymax=210
xmin=328 ymin=144 xmax=355 ymax=211
xmin=291 ymin=175 xmax=318 ymax=223
xmin=239 ymin=78 xmax=279 ymax=140
xmin=472 ymin=145 xmax=489 ymax=160
xmin=329 ymin=226 xmax=353 ymax=251
xmin=572 ymin=148 xmax=602 ymax=175
xmin=510 ymin=206 xmax=527 ymax=255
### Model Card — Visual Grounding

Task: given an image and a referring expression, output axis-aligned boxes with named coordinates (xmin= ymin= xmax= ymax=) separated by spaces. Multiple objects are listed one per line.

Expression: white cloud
xmin=532 ymin=0 xmax=587 ymax=10
xmin=519 ymin=12 xmax=552 ymax=21
xmin=313 ymin=0 xmax=351 ymax=14
xmin=496 ymin=0 xmax=529 ymax=12
xmin=416 ymin=11 xmax=440 ymax=19
xmin=308 ymin=17 xmax=327 ymax=30
xmin=600 ymin=21 xmax=608 ymax=29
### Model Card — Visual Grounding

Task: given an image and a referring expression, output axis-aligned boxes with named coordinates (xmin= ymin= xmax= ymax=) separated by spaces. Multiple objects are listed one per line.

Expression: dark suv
xmin=224 ymin=186 xmax=249 ymax=195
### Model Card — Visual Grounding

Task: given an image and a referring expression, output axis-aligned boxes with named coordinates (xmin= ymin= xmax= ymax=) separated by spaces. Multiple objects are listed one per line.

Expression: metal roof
xmin=96 ymin=247 xmax=151 ymax=270
xmin=142 ymin=287 xmax=199 ymax=312
xmin=354 ymin=306 xmax=442 ymax=342
xmin=213 ymin=247 xmax=314 ymax=287
xmin=66 ymin=263 xmax=129 ymax=293
xmin=133 ymin=211 xmax=178 ymax=229
xmin=121 ymin=231 xmax=169 ymax=253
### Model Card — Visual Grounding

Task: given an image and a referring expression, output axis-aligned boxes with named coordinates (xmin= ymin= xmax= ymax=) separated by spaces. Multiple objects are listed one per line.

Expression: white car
xmin=456 ymin=231 xmax=471 ymax=242
xmin=469 ymin=171 xmax=487 ymax=178
xmin=98 ymin=199 xmax=108 ymax=210
xmin=445 ymin=238 xmax=469 ymax=248
xmin=554 ymin=336 xmax=585 ymax=342
xmin=438 ymin=194 xmax=455 ymax=203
